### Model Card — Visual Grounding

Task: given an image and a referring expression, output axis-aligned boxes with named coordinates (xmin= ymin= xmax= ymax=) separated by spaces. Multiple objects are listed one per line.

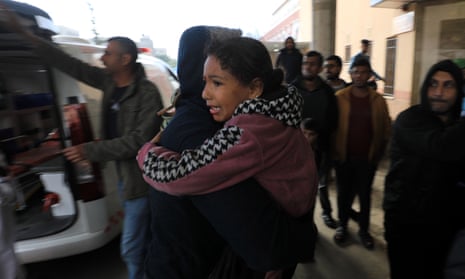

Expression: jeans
xmin=118 ymin=182 xmax=150 ymax=279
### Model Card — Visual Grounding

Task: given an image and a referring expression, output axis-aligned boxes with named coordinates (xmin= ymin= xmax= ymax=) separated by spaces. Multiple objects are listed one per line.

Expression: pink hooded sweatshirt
xmin=137 ymin=87 xmax=318 ymax=217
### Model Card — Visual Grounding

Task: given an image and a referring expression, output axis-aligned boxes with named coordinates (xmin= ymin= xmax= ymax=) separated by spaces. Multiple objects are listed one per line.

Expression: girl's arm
xmin=137 ymin=125 xmax=263 ymax=196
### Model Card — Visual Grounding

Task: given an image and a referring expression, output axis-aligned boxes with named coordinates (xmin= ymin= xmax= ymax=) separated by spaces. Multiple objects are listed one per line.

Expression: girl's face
xmin=202 ymin=55 xmax=261 ymax=122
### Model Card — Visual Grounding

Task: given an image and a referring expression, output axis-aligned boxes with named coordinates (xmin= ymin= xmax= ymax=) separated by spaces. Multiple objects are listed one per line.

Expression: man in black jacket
xmin=291 ymin=50 xmax=339 ymax=229
xmin=383 ymin=60 xmax=465 ymax=279
xmin=276 ymin=36 xmax=303 ymax=84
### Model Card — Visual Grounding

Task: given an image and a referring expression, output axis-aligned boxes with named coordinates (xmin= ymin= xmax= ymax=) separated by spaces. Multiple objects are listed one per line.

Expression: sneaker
xmin=321 ymin=214 xmax=338 ymax=229
xmin=333 ymin=226 xmax=347 ymax=245
xmin=359 ymin=231 xmax=374 ymax=250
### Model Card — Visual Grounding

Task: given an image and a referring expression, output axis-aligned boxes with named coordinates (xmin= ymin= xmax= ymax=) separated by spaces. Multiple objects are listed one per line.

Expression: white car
xmin=0 ymin=0 xmax=177 ymax=264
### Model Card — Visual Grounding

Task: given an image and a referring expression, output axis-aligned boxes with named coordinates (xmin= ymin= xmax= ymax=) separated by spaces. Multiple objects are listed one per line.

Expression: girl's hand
xmin=151 ymin=131 xmax=162 ymax=144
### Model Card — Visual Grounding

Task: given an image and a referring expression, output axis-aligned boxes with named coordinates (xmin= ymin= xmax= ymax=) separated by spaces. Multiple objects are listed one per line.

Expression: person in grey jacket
xmin=0 ymin=8 xmax=163 ymax=279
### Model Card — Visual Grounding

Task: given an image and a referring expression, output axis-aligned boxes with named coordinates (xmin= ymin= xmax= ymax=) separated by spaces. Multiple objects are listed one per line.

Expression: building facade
xmin=261 ymin=0 xmax=312 ymax=63
xmin=261 ymin=0 xmax=465 ymax=119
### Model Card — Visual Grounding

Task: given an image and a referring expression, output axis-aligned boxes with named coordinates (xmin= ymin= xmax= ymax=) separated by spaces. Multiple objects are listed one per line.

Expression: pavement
xmin=292 ymin=158 xmax=391 ymax=279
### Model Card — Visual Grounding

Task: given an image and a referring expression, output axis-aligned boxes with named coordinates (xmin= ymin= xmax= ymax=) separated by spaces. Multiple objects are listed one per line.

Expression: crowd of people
xmin=1 ymin=4 xmax=465 ymax=278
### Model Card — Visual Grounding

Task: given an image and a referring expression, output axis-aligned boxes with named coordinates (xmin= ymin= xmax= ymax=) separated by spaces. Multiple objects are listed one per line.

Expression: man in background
xmin=325 ymin=55 xmax=347 ymax=92
xmin=349 ymin=39 xmax=385 ymax=89
xmin=291 ymin=50 xmax=339 ymax=229
xmin=333 ymin=58 xmax=391 ymax=250
xmin=276 ymin=36 xmax=303 ymax=84
xmin=384 ymin=60 xmax=465 ymax=279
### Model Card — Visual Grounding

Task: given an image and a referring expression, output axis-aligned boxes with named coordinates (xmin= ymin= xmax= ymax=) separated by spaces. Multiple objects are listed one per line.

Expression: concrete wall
xmin=390 ymin=31 xmax=415 ymax=117
xmin=412 ymin=1 xmax=465 ymax=104
xmin=261 ymin=0 xmax=465 ymax=120
xmin=335 ymin=0 xmax=414 ymax=120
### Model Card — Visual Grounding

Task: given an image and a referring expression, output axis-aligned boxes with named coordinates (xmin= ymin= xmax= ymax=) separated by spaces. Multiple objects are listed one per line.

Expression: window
xmin=344 ymin=45 xmax=351 ymax=63
xmin=384 ymin=37 xmax=397 ymax=96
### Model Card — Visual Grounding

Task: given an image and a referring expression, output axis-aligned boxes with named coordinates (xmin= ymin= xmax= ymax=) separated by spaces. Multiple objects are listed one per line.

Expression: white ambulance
xmin=0 ymin=0 xmax=177 ymax=263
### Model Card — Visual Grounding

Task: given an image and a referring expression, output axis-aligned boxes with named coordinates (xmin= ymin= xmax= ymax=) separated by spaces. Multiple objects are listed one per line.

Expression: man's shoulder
xmin=294 ymin=49 xmax=303 ymax=56
xmin=338 ymin=78 xmax=348 ymax=85
xmin=350 ymin=52 xmax=360 ymax=60
xmin=316 ymin=77 xmax=335 ymax=93
xmin=138 ymin=78 xmax=161 ymax=95
xmin=395 ymin=105 xmax=434 ymax=126
xmin=290 ymin=77 xmax=305 ymax=91
xmin=398 ymin=105 xmax=425 ymax=116
xmin=131 ymin=79 xmax=163 ymax=109
xmin=328 ymin=79 xmax=348 ymax=92
xmin=335 ymin=85 xmax=351 ymax=97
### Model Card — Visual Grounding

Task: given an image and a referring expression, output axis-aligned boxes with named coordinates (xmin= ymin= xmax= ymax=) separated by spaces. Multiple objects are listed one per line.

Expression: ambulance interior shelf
xmin=3 ymin=134 xmax=62 ymax=177
xmin=0 ymin=65 xmax=59 ymax=178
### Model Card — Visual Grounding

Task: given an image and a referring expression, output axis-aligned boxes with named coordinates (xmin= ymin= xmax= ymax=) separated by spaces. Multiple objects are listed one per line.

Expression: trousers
xmin=145 ymin=179 xmax=317 ymax=278
xmin=335 ymin=159 xmax=376 ymax=232
xmin=118 ymin=182 xmax=150 ymax=279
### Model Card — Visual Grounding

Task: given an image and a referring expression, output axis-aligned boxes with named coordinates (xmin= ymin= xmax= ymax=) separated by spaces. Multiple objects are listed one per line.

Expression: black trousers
xmin=318 ymin=152 xmax=333 ymax=216
xmin=145 ymin=179 xmax=317 ymax=279
xmin=335 ymin=159 xmax=376 ymax=232
xmin=145 ymin=188 xmax=225 ymax=279
xmin=384 ymin=219 xmax=456 ymax=279
xmin=146 ymin=106 xmax=317 ymax=278
xmin=445 ymin=228 xmax=465 ymax=279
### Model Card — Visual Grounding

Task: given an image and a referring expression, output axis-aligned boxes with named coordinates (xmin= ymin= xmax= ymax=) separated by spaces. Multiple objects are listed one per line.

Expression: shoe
xmin=333 ymin=226 xmax=347 ymax=245
xmin=321 ymin=214 xmax=338 ymax=229
xmin=359 ymin=231 xmax=374 ymax=250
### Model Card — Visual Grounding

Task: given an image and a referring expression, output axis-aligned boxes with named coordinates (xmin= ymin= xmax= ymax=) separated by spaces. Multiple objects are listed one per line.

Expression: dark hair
xmin=326 ymin=55 xmax=343 ymax=67
xmin=420 ymin=59 xmax=464 ymax=117
xmin=361 ymin=39 xmax=370 ymax=45
xmin=107 ymin=36 xmax=138 ymax=66
xmin=350 ymin=57 xmax=372 ymax=71
xmin=305 ymin=50 xmax=324 ymax=67
xmin=207 ymin=37 xmax=283 ymax=100
xmin=285 ymin=36 xmax=295 ymax=44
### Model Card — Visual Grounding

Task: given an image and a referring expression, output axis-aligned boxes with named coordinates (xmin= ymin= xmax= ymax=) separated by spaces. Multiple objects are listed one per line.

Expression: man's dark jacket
xmin=291 ymin=76 xmax=338 ymax=153
xmin=383 ymin=65 xmax=465 ymax=228
xmin=276 ymin=47 xmax=303 ymax=84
